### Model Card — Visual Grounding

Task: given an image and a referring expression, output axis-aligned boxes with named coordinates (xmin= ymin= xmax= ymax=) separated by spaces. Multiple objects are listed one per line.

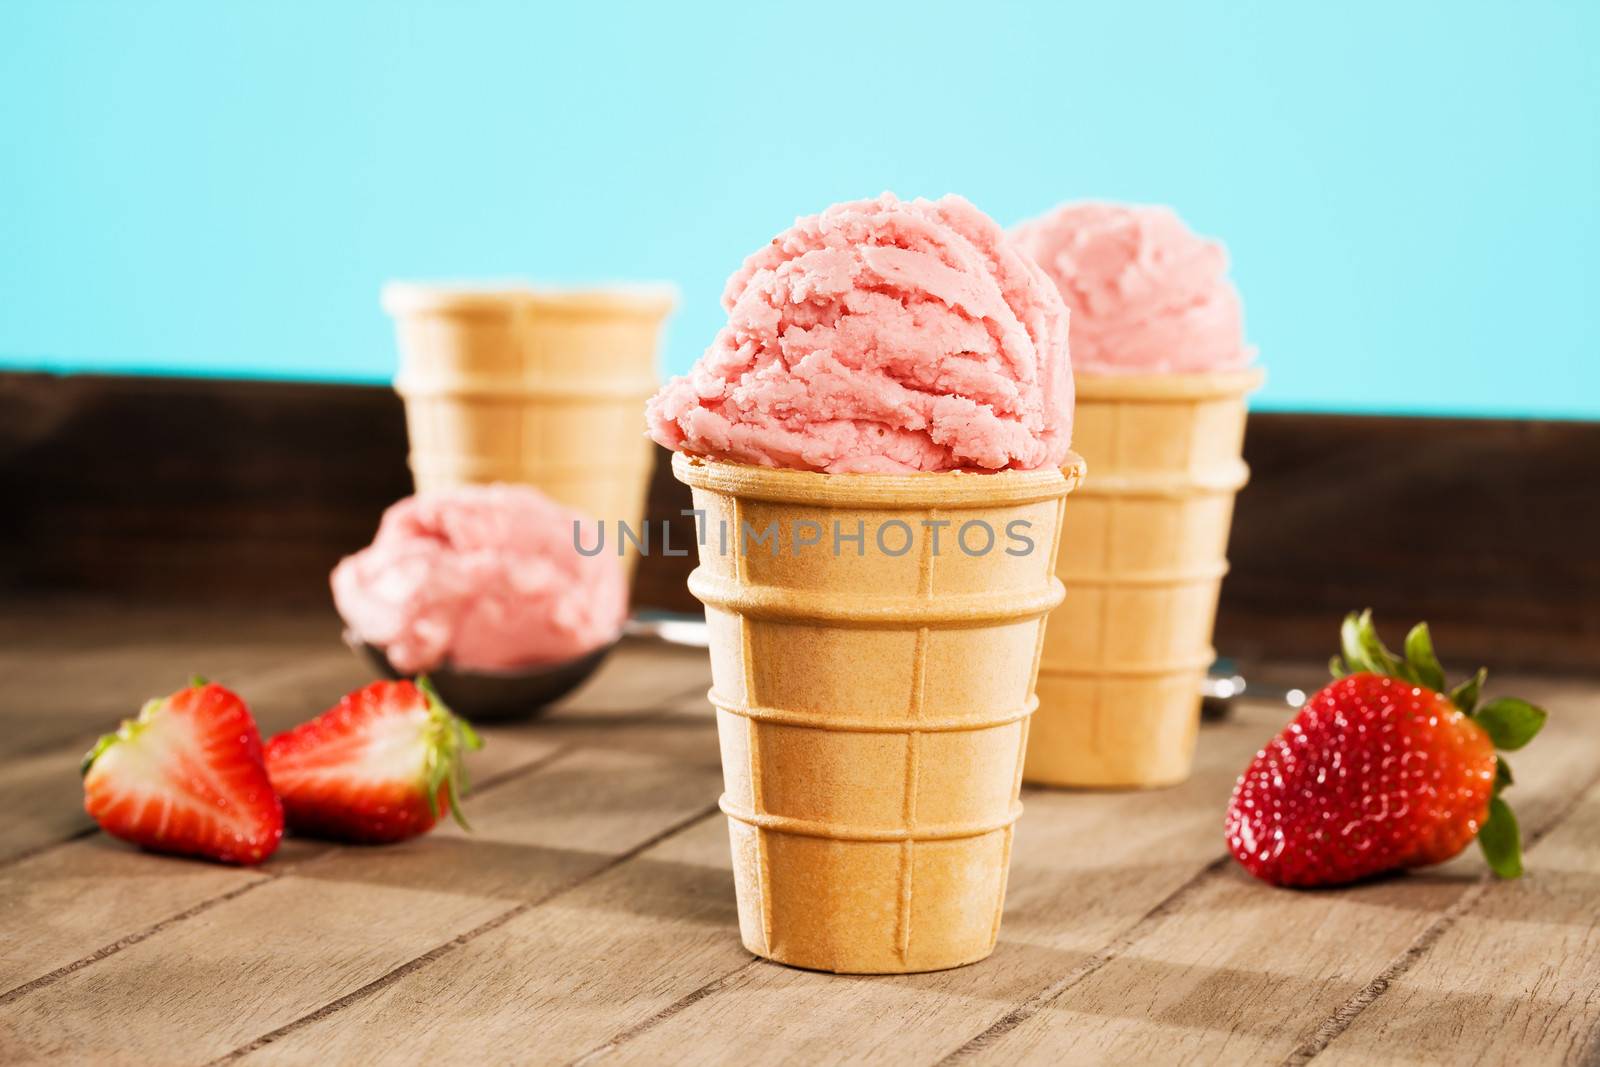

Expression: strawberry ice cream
xmin=332 ymin=485 xmax=627 ymax=673
xmin=647 ymin=193 xmax=1073 ymax=474
xmin=1010 ymin=202 xmax=1251 ymax=375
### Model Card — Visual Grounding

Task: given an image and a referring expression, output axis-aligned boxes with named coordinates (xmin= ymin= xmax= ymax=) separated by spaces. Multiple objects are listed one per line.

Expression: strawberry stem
xmin=1494 ymin=756 xmax=1514 ymax=795
xmin=414 ymin=675 xmax=483 ymax=833
xmin=1402 ymin=623 xmax=1446 ymax=692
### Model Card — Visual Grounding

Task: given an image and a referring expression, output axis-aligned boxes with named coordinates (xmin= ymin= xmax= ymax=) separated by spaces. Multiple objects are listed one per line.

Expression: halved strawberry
xmin=264 ymin=678 xmax=481 ymax=844
xmin=82 ymin=679 xmax=284 ymax=864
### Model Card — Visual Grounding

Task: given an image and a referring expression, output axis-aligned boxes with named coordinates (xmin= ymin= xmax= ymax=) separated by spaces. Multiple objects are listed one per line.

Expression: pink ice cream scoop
xmin=332 ymin=484 xmax=627 ymax=674
xmin=647 ymin=193 xmax=1073 ymax=474
xmin=1010 ymin=202 xmax=1251 ymax=375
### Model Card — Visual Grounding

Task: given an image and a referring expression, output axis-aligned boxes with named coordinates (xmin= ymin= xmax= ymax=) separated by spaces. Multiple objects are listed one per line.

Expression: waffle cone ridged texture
xmin=383 ymin=283 xmax=674 ymax=538
xmin=675 ymin=453 xmax=1083 ymax=973
xmin=1029 ymin=368 xmax=1263 ymax=788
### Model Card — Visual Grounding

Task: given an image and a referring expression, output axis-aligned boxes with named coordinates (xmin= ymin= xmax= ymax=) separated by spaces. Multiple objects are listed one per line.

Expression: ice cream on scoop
xmin=1010 ymin=202 xmax=1251 ymax=375
xmin=332 ymin=484 xmax=627 ymax=674
xmin=647 ymin=193 xmax=1073 ymax=474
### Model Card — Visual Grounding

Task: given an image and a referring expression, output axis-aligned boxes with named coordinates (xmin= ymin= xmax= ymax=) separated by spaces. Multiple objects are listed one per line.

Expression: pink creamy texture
xmin=331 ymin=484 xmax=626 ymax=673
xmin=646 ymin=193 xmax=1073 ymax=473
xmin=1010 ymin=202 xmax=1251 ymax=375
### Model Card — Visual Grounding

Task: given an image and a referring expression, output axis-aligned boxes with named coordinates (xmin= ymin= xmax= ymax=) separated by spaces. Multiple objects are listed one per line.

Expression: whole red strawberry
xmin=1227 ymin=611 xmax=1546 ymax=887
xmin=82 ymin=679 xmax=284 ymax=864
xmin=265 ymin=678 xmax=481 ymax=843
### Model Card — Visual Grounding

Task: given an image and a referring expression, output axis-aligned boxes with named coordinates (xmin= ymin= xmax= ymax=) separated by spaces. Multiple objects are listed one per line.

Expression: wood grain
xmin=0 ymin=649 xmax=376 ymax=864
xmin=2 ymin=602 xmax=1597 ymax=1066
xmin=8 ymin=371 xmax=1600 ymax=669
xmin=950 ymin=677 xmax=1600 ymax=1066
xmin=0 ymin=606 xmax=346 ymax=755
xmin=238 ymin=815 xmax=746 ymax=1066
xmin=0 ymin=840 xmax=270 ymax=996
xmin=0 ymin=373 xmax=410 ymax=603
xmin=236 ymin=709 xmax=1278 ymax=1067
xmin=0 ymin=610 xmax=712 ymax=1013
xmin=0 ymin=600 xmax=706 ymax=864
xmin=573 ymin=710 xmax=1274 ymax=1067
xmin=1219 ymin=415 xmax=1600 ymax=671
xmin=0 ymin=740 xmax=724 ymax=1066
xmin=1311 ymin=782 xmax=1600 ymax=1066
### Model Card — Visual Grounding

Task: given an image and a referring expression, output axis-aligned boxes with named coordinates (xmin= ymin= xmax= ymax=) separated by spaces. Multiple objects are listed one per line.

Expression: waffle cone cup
xmin=1028 ymin=367 xmax=1263 ymax=788
xmin=674 ymin=452 xmax=1083 ymax=974
xmin=383 ymin=282 xmax=674 ymax=540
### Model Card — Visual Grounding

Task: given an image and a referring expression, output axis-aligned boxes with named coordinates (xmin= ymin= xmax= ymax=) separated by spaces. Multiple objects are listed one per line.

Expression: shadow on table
xmin=277 ymin=831 xmax=736 ymax=926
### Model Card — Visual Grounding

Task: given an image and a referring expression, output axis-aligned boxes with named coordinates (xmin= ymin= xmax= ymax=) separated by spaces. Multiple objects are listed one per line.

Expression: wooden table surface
xmin=2 ymin=603 xmax=1598 ymax=1066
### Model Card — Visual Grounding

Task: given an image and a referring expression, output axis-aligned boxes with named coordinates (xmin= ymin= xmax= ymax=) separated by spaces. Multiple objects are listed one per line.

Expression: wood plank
xmin=0 ymin=731 xmax=724 ymax=1067
xmin=0 ymin=650 xmax=374 ymax=862
xmin=0 ymin=604 xmax=691 ymax=762
xmin=1309 ymin=776 xmax=1600 ymax=1067
xmin=0 ymin=839 xmax=329 ymax=1002
xmin=0 ymin=617 xmax=709 ymax=862
xmin=0 ymin=642 xmax=711 ymax=997
xmin=0 ymin=373 xmax=412 ymax=607
xmin=229 ymin=694 xmax=1283 ymax=1066
xmin=548 ymin=638 xmax=716 ymax=719
xmin=0 ymin=731 xmax=581 ymax=1004
xmin=631 ymin=410 xmax=1600 ymax=673
xmin=952 ymin=678 xmax=1600 ymax=1065
xmin=10 ymin=371 xmax=1600 ymax=672
xmin=0 ymin=604 xmax=373 ymax=863
xmin=561 ymin=700 xmax=1280 ymax=1067
xmin=236 ymin=815 xmax=746 ymax=1066
xmin=6 ymin=589 xmax=1595 ymax=1067
xmin=0 ymin=729 xmax=572 ymax=998
xmin=0 ymin=609 xmax=343 ymax=757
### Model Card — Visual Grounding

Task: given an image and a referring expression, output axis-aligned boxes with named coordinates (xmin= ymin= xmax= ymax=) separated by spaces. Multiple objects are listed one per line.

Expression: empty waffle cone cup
xmin=674 ymin=452 xmax=1084 ymax=974
xmin=1028 ymin=368 xmax=1263 ymax=788
xmin=383 ymin=282 xmax=675 ymax=540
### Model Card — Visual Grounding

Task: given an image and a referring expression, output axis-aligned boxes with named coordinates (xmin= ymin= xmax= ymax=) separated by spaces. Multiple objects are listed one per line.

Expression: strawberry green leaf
xmin=1478 ymin=796 xmax=1523 ymax=878
xmin=1328 ymin=655 xmax=1347 ymax=680
xmin=454 ymin=719 xmax=483 ymax=791
xmin=446 ymin=770 xmax=472 ymax=832
xmin=190 ymin=674 xmax=210 ymax=687
xmin=1473 ymin=698 xmax=1548 ymax=751
xmin=1402 ymin=623 xmax=1446 ymax=692
xmin=1356 ymin=607 xmax=1408 ymax=675
xmin=424 ymin=755 xmax=448 ymax=820
xmin=1450 ymin=668 xmax=1487 ymax=715
xmin=1340 ymin=613 xmax=1376 ymax=675
xmin=414 ymin=674 xmax=481 ymax=831
xmin=1494 ymin=757 xmax=1514 ymax=795
xmin=416 ymin=673 xmax=446 ymax=711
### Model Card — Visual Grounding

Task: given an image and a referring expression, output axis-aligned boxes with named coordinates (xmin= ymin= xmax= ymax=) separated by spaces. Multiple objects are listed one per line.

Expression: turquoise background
xmin=2 ymin=1 xmax=1595 ymax=417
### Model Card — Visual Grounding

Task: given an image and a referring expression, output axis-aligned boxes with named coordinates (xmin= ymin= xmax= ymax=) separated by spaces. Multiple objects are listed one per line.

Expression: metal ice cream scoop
xmin=347 ymin=632 xmax=618 ymax=721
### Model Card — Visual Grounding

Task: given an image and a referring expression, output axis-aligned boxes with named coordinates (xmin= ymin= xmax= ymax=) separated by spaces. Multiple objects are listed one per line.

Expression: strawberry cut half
xmin=81 ymin=680 xmax=284 ymax=865
xmin=264 ymin=677 xmax=482 ymax=844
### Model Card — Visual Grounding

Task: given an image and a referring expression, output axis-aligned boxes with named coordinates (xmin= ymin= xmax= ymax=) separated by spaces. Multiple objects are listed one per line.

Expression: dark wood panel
xmin=4 ymin=372 xmax=1597 ymax=670
xmin=1221 ymin=414 xmax=1600 ymax=671
xmin=0 ymin=372 xmax=411 ymax=606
